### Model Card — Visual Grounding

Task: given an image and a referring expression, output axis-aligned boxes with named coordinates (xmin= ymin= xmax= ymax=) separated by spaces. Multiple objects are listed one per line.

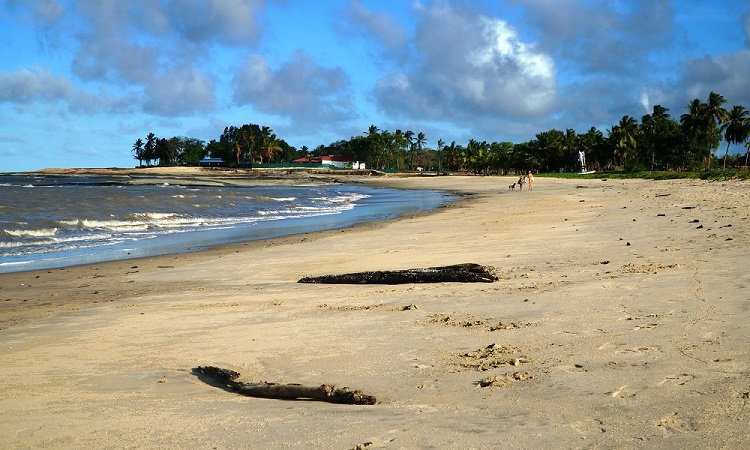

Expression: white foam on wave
xmin=313 ymin=193 xmax=370 ymax=204
xmin=3 ymin=227 xmax=58 ymax=238
xmin=2 ymin=187 xmax=383 ymax=265
xmin=0 ymin=232 xmax=118 ymax=256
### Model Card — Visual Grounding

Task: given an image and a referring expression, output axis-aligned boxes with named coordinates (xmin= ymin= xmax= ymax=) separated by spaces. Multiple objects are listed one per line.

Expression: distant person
xmin=578 ymin=150 xmax=587 ymax=172
xmin=517 ymin=174 xmax=526 ymax=191
xmin=527 ymin=171 xmax=534 ymax=190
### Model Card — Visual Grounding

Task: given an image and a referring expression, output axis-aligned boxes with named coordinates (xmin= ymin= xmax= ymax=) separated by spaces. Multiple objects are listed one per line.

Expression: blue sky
xmin=1 ymin=0 xmax=749 ymax=172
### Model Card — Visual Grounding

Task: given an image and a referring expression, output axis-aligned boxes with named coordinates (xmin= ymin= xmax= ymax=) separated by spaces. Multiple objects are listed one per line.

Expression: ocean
xmin=0 ymin=175 xmax=456 ymax=274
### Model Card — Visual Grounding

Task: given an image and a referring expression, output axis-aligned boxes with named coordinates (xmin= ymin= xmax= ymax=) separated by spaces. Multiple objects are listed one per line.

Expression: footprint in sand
xmin=657 ymin=413 xmax=697 ymax=433
xmin=558 ymin=364 xmax=587 ymax=373
xmin=615 ymin=345 xmax=661 ymax=355
xmin=609 ymin=384 xmax=636 ymax=398
xmin=658 ymin=373 xmax=695 ymax=386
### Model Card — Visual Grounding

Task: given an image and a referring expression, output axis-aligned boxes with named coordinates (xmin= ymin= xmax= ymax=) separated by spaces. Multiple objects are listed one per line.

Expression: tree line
xmin=133 ymin=91 xmax=750 ymax=173
xmin=132 ymin=124 xmax=298 ymax=167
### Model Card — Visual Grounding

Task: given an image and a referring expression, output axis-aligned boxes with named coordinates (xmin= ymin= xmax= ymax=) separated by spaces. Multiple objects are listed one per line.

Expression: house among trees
xmin=291 ymin=155 xmax=362 ymax=169
xmin=199 ymin=157 xmax=227 ymax=167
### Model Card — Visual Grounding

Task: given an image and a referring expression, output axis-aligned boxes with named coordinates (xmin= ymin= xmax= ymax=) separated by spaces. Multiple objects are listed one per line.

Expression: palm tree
xmin=132 ymin=138 xmax=144 ymax=166
xmin=534 ymin=129 xmax=565 ymax=172
xmin=259 ymin=126 xmax=281 ymax=163
xmin=233 ymin=128 xmax=246 ymax=165
xmin=680 ymin=99 xmax=711 ymax=169
xmin=144 ymin=132 xmax=157 ymax=166
xmin=444 ymin=141 xmax=459 ymax=172
xmin=416 ymin=131 xmax=427 ymax=169
xmin=564 ymin=128 xmax=579 ymax=169
xmin=705 ymin=91 xmax=729 ymax=167
xmin=365 ymin=125 xmax=383 ymax=169
xmin=380 ymin=130 xmax=397 ymax=170
xmin=611 ymin=115 xmax=639 ymax=169
xmin=394 ymin=129 xmax=405 ymax=169
xmin=436 ymin=138 xmax=445 ymax=173
xmin=640 ymin=105 xmax=671 ymax=169
xmin=580 ymin=127 xmax=607 ymax=171
xmin=720 ymin=105 xmax=750 ymax=168
xmin=299 ymin=145 xmax=310 ymax=161
xmin=404 ymin=130 xmax=415 ymax=169
xmin=706 ymin=91 xmax=729 ymax=124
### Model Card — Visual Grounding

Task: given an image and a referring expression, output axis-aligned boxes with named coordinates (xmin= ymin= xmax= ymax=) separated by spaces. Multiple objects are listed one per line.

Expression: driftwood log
xmin=193 ymin=366 xmax=377 ymax=405
xmin=298 ymin=263 xmax=498 ymax=284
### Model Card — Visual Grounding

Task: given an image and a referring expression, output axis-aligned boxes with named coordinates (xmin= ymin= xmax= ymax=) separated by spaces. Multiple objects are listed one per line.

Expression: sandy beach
xmin=1 ymin=172 xmax=749 ymax=449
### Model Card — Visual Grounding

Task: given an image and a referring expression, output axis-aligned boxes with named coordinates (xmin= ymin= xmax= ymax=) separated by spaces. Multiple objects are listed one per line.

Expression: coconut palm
xmin=611 ymin=115 xmax=639 ymax=169
xmin=706 ymin=92 xmax=729 ymax=167
xmin=259 ymin=126 xmax=281 ymax=164
xmin=443 ymin=141 xmax=459 ymax=172
xmin=394 ymin=129 xmax=406 ymax=169
xmin=580 ymin=127 xmax=607 ymax=171
xmin=144 ymin=132 xmax=157 ymax=166
xmin=640 ymin=105 xmax=672 ymax=169
xmin=132 ymin=138 xmax=144 ymax=166
xmin=681 ymin=99 xmax=712 ymax=168
xmin=436 ymin=138 xmax=445 ymax=173
xmin=404 ymin=130 xmax=414 ymax=169
xmin=364 ymin=125 xmax=384 ymax=169
xmin=721 ymin=105 xmax=750 ymax=168
xmin=706 ymin=91 xmax=729 ymax=125
xmin=534 ymin=129 xmax=565 ymax=172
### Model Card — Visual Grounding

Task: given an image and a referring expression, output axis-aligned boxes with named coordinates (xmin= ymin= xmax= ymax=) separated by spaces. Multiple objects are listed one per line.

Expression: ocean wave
xmin=0 ymin=232 xmax=135 ymax=257
xmin=312 ymin=193 xmax=370 ymax=203
xmin=0 ymin=182 xmax=454 ymax=273
xmin=2 ymin=227 xmax=58 ymax=238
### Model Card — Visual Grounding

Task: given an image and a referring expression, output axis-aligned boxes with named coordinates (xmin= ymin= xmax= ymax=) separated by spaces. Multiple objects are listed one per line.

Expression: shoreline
xmin=1 ymin=174 xmax=749 ymax=448
xmin=1 ymin=175 xmax=457 ymax=275
xmin=0 ymin=179 xmax=472 ymax=330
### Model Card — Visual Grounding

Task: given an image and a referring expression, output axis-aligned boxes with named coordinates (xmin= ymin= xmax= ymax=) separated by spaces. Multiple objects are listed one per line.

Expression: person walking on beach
xmin=527 ymin=171 xmax=534 ymax=190
xmin=517 ymin=174 xmax=526 ymax=191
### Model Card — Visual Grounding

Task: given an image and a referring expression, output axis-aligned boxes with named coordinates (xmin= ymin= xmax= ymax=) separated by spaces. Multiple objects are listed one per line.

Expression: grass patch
xmin=538 ymin=169 xmax=749 ymax=181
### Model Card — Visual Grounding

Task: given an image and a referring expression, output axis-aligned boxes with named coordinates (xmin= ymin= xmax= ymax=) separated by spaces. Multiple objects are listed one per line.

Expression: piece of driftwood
xmin=298 ymin=263 xmax=498 ymax=284
xmin=193 ymin=366 xmax=377 ymax=405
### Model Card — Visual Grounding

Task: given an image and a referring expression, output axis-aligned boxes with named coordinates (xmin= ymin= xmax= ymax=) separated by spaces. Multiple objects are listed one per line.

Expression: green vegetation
xmin=542 ymin=168 xmax=750 ymax=181
xmin=132 ymin=124 xmax=298 ymax=168
xmin=132 ymin=91 xmax=750 ymax=175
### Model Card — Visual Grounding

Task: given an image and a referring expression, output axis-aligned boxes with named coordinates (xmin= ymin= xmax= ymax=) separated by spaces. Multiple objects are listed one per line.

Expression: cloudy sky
xmin=1 ymin=0 xmax=749 ymax=171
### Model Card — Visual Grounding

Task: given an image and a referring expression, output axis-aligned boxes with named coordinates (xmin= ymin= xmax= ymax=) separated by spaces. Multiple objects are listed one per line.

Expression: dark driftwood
xmin=298 ymin=263 xmax=498 ymax=285
xmin=193 ymin=366 xmax=377 ymax=405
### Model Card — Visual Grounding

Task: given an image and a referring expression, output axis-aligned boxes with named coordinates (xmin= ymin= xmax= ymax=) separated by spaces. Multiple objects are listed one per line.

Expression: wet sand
xmin=1 ymin=172 xmax=749 ymax=449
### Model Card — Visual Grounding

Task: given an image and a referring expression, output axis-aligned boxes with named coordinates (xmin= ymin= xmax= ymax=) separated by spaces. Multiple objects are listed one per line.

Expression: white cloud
xmin=143 ymin=68 xmax=216 ymax=116
xmin=338 ymin=0 xmax=409 ymax=58
xmin=372 ymin=2 xmax=556 ymax=121
xmin=231 ymin=51 xmax=355 ymax=132
xmin=43 ymin=0 xmax=267 ymax=117
xmin=164 ymin=0 xmax=266 ymax=45
xmin=510 ymin=0 xmax=678 ymax=76
xmin=682 ymin=50 xmax=750 ymax=106
xmin=0 ymin=65 xmax=75 ymax=103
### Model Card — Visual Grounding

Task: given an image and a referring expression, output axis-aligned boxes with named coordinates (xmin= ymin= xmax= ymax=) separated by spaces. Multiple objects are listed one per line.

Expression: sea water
xmin=0 ymin=175 xmax=455 ymax=273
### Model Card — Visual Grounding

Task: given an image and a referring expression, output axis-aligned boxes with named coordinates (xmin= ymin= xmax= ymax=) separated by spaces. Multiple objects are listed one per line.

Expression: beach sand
xmin=1 ymin=173 xmax=749 ymax=449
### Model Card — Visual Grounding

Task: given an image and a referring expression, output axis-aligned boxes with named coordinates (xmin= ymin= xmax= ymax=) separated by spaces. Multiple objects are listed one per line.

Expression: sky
xmin=1 ymin=0 xmax=749 ymax=172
